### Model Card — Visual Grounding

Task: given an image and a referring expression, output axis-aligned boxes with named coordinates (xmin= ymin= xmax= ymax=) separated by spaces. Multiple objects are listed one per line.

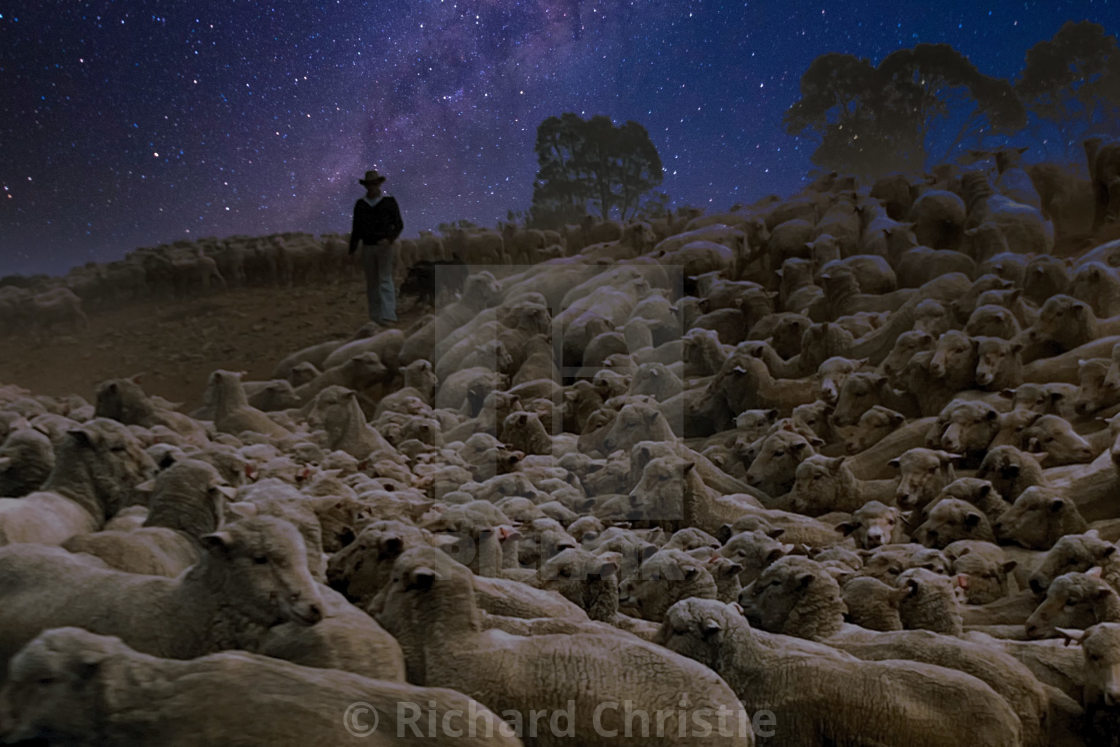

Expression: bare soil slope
xmin=0 ymin=276 xmax=414 ymax=412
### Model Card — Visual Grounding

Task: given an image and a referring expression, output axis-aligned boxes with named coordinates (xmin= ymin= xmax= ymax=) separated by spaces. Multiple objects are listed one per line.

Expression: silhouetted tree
xmin=530 ymin=114 xmax=663 ymax=226
xmin=784 ymin=44 xmax=1026 ymax=178
xmin=1016 ymin=21 xmax=1120 ymax=160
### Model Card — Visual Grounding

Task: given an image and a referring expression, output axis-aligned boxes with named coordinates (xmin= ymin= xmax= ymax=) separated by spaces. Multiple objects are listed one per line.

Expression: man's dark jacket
xmin=348 ymin=196 xmax=403 ymax=254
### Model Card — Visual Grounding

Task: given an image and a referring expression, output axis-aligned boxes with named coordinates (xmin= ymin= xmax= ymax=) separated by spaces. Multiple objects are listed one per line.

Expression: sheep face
xmin=1029 ymin=532 xmax=1118 ymax=594
xmin=931 ymin=401 xmax=1000 ymax=462
xmin=653 ymin=597 xmax=739 ymax=670
xmin=1076 ymin=623 xmax=1120 ymax=707
xmin=203 ymin=516 xmax=323 ymax=627
xmin=1026 ymin=571 xmax=1118 ymax=640
xmin=788 ymin=455 xmax=851 ymax=516
xmin=836 ymin=501 xmax=903 ymax=550
xmin=326 ymin=521 xmax=427 ymax=602
xmin=64 ymin=419 xmax=157 ymax=518
xmin=882 ymin=331 xmax=934 ymax=381
xmin=913 ymin=499 xmax=995 ymax=549
xmin=744 ymin=429 xmax=813 ymax=497
xmin=1023 ymin=414 xmax=1094 ymax=465
xmin=973 ymin=337 xmax=1021 ymax=389
xmin=949 ymin=548 xmax=1015 ymax=605
xmin=738 ymin=556 xmax=840 ymax=637
xmin=994 ymin=486 xmax=1089 ymax=550
xmin=929 ymin=331 xmax=976 ymax=383
xmin=618 ymin=549 xmax=717 ymax=621
xmin=0 ymin=627 xmax=122 ymax=743
xmin=830 ymin=372 xmax=886 ymax=427
xmin=976 ymin=445 xmax=1043 ymax=503
xmin=537 ymin=548 xmax=620 ymax=621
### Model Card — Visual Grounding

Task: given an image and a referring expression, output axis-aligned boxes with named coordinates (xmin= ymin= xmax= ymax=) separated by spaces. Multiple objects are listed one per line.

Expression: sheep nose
xmin=1105 ymin=689 xmax=1120 ymax=708
xmin=1029 ymin=578 xmax=1045 ymax=595
xmin=305 ymin=603 xmax=323 ymax=624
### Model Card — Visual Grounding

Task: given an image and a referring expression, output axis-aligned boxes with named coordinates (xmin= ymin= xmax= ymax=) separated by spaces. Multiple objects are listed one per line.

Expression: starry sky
xmin=1 ymin=1 xmax=1116 ymax=278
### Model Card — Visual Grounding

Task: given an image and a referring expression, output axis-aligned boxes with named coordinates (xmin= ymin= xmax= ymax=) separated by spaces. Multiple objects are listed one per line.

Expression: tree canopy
xmin=784 ymin=43 xmax=1026 ymax=178
xmin=530 ymin=114 xmax=663 ymax=227
xmin=1015 ymin=21 xmax=1120 ymax=160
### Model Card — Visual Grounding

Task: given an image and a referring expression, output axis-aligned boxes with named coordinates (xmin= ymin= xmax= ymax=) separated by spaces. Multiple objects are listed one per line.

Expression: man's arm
xmin=348 ymin=201 xmax=362 ymax=255
xmin=387 ymin=197 xmax=404 ymax=242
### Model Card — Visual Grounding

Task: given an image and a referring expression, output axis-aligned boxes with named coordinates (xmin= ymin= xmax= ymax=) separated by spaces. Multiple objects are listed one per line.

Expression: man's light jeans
xmin=360 ymin=239 xmax=397 ymax=323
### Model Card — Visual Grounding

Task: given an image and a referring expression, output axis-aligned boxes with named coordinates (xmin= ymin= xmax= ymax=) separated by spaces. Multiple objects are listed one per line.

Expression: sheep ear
xmin=835 ymin=522 xmax=858 ymax=536
xmin=767 ymin=528 xmax=785 ymax=539
xmin=1056 ymin=627 xmax=1085 ymax=646
xmin=227 ymin=501 xmax=257 ymax=519
xmin=684 ymin=567 xmax=702 ymax=581
xmin=964 ymin=512 xmax=983 ymax=528
xmin=701 ymin=617 xmax=722 ymax=637
xmin=215 ymin=485 xmax=238 ymax=500
xmin=134 ymin=479 xmax=156 ymax=494
xmin=1049 ymin=498 xmax=1067 ymax=513
xmin=200 ymin=531 xmax=234 ymax=555
xmin=406 ymin=567 xmax=436 ymax=592
xmin=380 ymin=536 xmax=406 ymax=558
xmin=888 ymin=458 xmax=901 ymax=469
xmin=1087 ymin=566 xmax=1104 ymax=579
xmin=598 ymin=553 xmax=621 ymax=577
xmin=67 ymin=428 xmax=95 ymax=447
xmin=890 ymin=586 xmax=911 ymax=604
xmin=797 ymin=573 xmax=815 ymax=589
xmin=720 ymin=560 xmax=744 ymax=576
xmin=1001 ymin=561 xmax=1018 ymax=574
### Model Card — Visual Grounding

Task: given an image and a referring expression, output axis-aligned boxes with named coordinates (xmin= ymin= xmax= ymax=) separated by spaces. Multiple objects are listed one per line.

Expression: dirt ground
xmin=0 ymin=275 xmax=425 ymax=412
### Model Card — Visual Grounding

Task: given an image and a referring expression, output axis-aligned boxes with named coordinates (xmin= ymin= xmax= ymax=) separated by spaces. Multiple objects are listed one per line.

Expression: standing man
xmin=348 ymin=169 xmax=404 ymax=325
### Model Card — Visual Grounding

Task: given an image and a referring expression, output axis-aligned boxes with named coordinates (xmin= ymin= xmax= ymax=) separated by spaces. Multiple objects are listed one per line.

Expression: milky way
xmin=1 ymin=1 xmax=1115 ymax=277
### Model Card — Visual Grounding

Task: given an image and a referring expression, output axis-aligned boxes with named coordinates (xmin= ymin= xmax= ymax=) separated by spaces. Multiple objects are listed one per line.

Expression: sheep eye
xmin=773 ymin=450 xmax=784 ymax=457
xmin=1090 ymin=653 xmax=1102 ymax=662
xmin=253 ymin=555 xmax=269 ymax=565
xmin=889 ymin=568 xmax=901 ymax=575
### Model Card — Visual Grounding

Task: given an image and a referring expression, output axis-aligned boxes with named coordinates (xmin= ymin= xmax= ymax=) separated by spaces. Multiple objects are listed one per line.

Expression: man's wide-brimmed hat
xmin=359 ymin=169 xmax=387 ymax=186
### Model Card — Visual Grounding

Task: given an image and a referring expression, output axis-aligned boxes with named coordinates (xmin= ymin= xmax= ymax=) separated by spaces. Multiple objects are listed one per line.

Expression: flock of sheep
xmin=1 ymin=139 xmax=1120 ymax=745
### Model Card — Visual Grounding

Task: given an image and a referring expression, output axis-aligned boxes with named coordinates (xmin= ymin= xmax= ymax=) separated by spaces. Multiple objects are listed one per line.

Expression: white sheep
xmin=0 ymin=627 xmax=519 ymax=746
xmin=0 ymin=516 xmax=323 ymax=672
xmin=659 ymin=598 xmax=1023 ymax=747
xmin=0 ymin=419 xmax=155 ymax=546
xmin=373 ymin=546 xmax=754 ymax=747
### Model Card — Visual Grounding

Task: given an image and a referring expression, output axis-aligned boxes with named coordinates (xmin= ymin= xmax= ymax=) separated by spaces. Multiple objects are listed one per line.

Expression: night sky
xmin=1 ymin=1 xmax=1116 ymax=278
